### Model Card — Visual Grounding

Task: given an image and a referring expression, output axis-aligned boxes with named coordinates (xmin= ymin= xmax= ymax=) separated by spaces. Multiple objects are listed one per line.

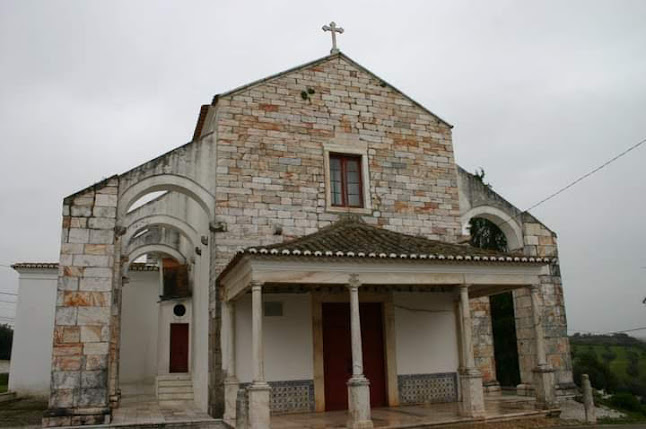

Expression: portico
xmin=217 ymin=217 xmax=557 ymax=429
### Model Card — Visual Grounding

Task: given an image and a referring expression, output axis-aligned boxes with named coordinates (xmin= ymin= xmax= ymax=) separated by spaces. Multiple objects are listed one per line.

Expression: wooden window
xmin=330 ymin=153 xmax=363 ymax=208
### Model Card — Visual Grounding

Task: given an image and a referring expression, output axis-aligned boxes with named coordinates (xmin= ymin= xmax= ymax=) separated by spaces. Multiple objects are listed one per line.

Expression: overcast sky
xmin=0 ymin=0 xmax=644 ymax=334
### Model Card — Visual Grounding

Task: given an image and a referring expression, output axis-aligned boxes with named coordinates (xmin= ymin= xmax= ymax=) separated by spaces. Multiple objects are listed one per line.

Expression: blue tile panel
xmin=398 ymin=372 xmax=458 ymax=404
xmin=239 ymin=379 xmax=315 ymax=414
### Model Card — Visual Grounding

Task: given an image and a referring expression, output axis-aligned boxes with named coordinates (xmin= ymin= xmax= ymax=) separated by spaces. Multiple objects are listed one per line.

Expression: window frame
xmin=329 ymin=153 xmax=364 ymax=208
xmin=323 ymin=140 xmax=371 ymax=214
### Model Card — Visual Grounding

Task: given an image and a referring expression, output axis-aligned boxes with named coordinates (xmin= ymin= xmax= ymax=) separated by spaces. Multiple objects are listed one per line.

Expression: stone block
xmin=81 ymin=325 xmax=105 ymax=343
xmin=58 ymin=276 xmax=79 ymax=291
xmin=85 ymin=354 xmax=108 ymax=370
xmin=52 ymin=371 xmax=80 ymax=390
xmin=53 ymin=356 xmax=83 ymax=371
xmin=88 ymin=217 xmax=116 ymax=229
xmin=55 ymin=307 xmax=77 ymax=326
xmin=77 ymin=307 xmax=110 ymax=325
xmin=49 ymin=388 xmax=76 ymax=408
xmin=77 ymin=387 xmax=108 ymax=407
xmin=94 ymin=194 xmax=117 ymax=207
xmin=71 ymin=206 xmax=93 ymax=217
xmin=72 ymin=254 xmax=112 ymax=267
xmin=62 ymin=326 xmax=80 ymax=343
xmin=93 ymin=206 xmax=116 ymax=218
xmin=52 ymin=344 xmax=82 ymax=356
xmin=89 ymin=229 xmax=114 ymax=244
xmin=68 ymin=228 xmax=90 ymax=243
xmin=84 ymin=267 xmax=112 ymax=278
xmin=81 ymin=370 xmax=107 ymax=388
xmin=84 ymin=244 xmax=113 ymax=255
xmin=79 ymin=277 xmax=112 ymax=291
xmin=83 ymin=342 xmax=109 ymax=355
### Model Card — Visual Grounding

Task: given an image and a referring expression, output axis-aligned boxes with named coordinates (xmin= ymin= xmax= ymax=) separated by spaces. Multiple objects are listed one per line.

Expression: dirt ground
xmin=0 ymin=397 xmax=47 ymax=428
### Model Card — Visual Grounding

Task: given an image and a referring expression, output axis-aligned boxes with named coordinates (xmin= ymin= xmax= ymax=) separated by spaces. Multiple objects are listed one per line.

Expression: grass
xmin=571 ymin=343 xmax=646 ymax=387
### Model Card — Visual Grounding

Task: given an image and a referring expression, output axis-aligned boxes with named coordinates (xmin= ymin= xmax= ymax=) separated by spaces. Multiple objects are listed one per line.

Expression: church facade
xmin=33 ymin=52 xmax=573 ymax=428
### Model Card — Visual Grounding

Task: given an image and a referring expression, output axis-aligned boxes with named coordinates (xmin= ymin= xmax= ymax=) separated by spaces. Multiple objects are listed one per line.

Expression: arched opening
xmin=119 ymin=249 xmax=194 ymax=403
xmin=468 ymin=216 xmax=522 ymax=389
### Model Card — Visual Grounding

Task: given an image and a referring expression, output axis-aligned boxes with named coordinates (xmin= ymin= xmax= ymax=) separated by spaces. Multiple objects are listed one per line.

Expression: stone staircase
xmin=156 ymin=373 xmax=194 ymax=402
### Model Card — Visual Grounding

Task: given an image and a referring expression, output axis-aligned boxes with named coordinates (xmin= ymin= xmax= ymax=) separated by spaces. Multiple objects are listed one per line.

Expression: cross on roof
xmin=322 ymin=21 xmax=344 ymax=54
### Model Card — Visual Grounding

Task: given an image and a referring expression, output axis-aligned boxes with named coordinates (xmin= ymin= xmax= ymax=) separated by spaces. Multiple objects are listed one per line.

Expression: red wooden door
xmin=322 ymin=303 xmax=386 ymax=411
xmin=169 ymin=323 xmax=189 ymax=373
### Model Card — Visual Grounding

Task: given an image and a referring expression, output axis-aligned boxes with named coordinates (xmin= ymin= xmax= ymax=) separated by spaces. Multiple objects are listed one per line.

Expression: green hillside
xmin=570 ymin=333 xmax=646 ymax=395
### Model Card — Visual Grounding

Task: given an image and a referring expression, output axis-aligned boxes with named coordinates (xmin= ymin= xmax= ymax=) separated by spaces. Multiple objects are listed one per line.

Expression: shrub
xmin=610 ymin=392 xmax=643 ymax=414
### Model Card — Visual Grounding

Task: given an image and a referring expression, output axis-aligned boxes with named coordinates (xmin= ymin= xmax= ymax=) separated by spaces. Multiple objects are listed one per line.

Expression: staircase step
xmin=158 ymin=392 xmax=194 ymax=401
xmin=157 ymin=380 xmax=193 ymax=387
xmin=158 ymin=385 xmax=195 ymax=394
xmin=157 ymin=373 xmax=191 ymax=381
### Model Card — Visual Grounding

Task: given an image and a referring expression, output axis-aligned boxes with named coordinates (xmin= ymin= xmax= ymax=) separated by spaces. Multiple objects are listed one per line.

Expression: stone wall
xmin=457 ymin=168 xmax=574 ymax=394
xmin=210 ymin=54 xmax=462 ymax=273
xmin=44 ymin=177 xmax=120 ymax=427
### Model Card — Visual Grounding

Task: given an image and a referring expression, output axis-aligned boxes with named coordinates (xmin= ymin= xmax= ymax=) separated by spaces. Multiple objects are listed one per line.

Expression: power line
xmin=480 ymin=135 xmax=646 ymax=233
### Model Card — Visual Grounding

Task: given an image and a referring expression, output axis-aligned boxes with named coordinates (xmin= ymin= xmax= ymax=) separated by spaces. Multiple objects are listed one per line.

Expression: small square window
xmin=263 ymin=301 xmax=283 ymax=317
xmin=329 ymin=153 xmax=364 ymax=208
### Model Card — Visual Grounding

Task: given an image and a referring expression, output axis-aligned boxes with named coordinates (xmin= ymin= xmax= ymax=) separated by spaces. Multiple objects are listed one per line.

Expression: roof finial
xmin=322 ymin=21 xmax=344 ymax=54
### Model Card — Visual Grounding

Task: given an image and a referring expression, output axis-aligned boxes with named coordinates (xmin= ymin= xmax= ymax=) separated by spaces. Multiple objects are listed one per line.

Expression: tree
xmin=468 ymin=168 xmax=508 ymax=252
xmin=0 ymin=324 xmax=12 ymax=360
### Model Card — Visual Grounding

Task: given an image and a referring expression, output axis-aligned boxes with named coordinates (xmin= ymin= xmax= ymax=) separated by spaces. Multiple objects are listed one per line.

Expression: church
xmin=10 ymin=25 xmax=574 ymax=429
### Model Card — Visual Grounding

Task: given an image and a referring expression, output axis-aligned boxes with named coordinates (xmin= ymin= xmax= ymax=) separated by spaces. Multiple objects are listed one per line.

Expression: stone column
xmin=529 ymin=284 xmax=557 ymax=410
xmin=346 ymin=274 xmax=373 ymax=429
xmin=458 ymin=285 xmax=485 ymax=418
xmin=223 ymin=300 xmax=239 ymax=425
xmin=247 ymin=282 xmax=270 ymax=429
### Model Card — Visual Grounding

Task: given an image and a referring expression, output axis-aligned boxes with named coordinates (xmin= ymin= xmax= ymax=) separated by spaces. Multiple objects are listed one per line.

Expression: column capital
xmin=460 ymin=284 xmax=470 ymax=293
xmin=346 ymin=273 xmax=361 ymax=291
xmin=250 ymin=281 xmax=263 ymax=292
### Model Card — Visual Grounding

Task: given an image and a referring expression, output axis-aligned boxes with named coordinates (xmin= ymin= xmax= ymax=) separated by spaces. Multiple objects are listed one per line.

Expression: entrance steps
xmin=156 ymin=373 xmax=194 ymax=402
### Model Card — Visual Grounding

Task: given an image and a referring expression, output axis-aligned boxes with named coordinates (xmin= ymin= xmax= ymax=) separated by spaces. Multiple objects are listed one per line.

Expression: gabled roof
xmin=246 ymin=215 xmax=548 ymax=261
xmin=212 ymin=51 xmax=453 ymax=129
xmin=218 ymin=216 xmax=551 ymax=281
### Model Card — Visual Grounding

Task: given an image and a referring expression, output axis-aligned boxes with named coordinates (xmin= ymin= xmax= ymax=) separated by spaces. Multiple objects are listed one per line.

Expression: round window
xmin=173 ymin=304 xmax=186 ymax=317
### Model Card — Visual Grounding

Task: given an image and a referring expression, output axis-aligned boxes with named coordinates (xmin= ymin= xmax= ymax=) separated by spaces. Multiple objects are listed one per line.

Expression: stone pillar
xmin=223 ymin=300 xmax=239 ymax=426
xmin=43 ymin=178 xmax=120 ymax=427
xmin=582 ymin=374 xmax=596 ymax=424
xmin=458 ymin=285 xmax=485 ymax=418
xmin=346 ymin=274 xmax=373 ymax=429
xmin=530 ymin=284 xmax=557 ymax=410
xmin=247 ymin=282 xmax=270 ymax=429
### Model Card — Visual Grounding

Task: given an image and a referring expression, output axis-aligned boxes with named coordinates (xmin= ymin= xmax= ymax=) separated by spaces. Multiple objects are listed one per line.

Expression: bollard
xmin=236 ymin=387 xmax=249 ymax=429
xmin=582 ymin=374 xmax=596 ymax=424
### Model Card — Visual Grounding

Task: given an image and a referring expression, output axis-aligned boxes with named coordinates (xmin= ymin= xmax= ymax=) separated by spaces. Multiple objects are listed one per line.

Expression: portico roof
xmin=217 ymin=216 xmax=552 ymax=300
xmin=221 ymin=216 xmax=550 ymax=277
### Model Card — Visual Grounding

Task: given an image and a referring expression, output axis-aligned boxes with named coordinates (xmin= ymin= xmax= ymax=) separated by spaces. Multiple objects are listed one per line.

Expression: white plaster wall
xmin=235 ymin=293 xmax=313 ymax=383
xmin=394 ymin=292 xmax=459 ymax=375
xmin=188 ymin=201 xmax=209 ymax=411
xmin=8 ymin=269 xmax=57 ymax=397
xmin=157 ymin=298 xmax=192 ymax=375
xmin=119 ymin=271 xmax=159 ymax=389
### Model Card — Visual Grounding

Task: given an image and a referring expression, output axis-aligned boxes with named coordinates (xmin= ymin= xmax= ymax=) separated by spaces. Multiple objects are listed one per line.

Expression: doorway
xmin=490 ymin=292 xmax=521 ymax=387
xmin=169 ymin=323 xmax=189 ymax=373
xmin=322 ymin=302 xmax=386 ymax=411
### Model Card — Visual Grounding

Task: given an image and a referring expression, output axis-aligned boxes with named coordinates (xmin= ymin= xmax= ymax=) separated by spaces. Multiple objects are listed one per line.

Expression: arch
xmin=123 ymin=214 xmax=200 ymax=251
xmin=124 ymin=244 xmax=187 ymax=276
xmin=118 ymin=174 xmax=215 ymax=222
xmin=461 ymin=205 xmax=524 ymax=251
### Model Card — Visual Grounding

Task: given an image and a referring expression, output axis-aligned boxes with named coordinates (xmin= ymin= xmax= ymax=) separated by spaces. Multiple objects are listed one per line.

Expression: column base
xmin=516 ymin=383 xmax=534 ymax=397
xmin=43 ymin=407 xmax=111 ymax=427
xmin=247 ymin=382 xmax=271 ymax=429
xmin=459 ymin=368 xmax=485 ymax=418
xmin=533 ymin=365 xmax=558 ymax=410
xmin=347 ymin=376 xmax=373 ymax=429
xmin=224 ymin=376 xmax=239 ymax=426
xmin=483 ymin=380 xmax=502 ymax=395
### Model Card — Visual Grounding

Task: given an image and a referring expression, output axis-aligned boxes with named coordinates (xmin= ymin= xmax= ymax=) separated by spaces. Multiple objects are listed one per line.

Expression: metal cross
xmin=322 ymin=21 xmax=344 ymax=54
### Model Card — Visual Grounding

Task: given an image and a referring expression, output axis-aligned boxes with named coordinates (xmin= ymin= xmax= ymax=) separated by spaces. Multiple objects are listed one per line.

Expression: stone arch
xmin=123 ymin=214 xmax=200 ymax=251
xmin=461 ymin=205 xmax=524 ymax=251
xmin=118 ymin=174 xmax=215 ymax=222
xmin=124 ymin=244 xmax=187 ymax=276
